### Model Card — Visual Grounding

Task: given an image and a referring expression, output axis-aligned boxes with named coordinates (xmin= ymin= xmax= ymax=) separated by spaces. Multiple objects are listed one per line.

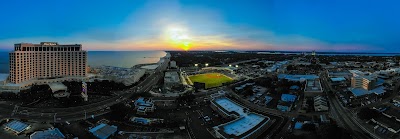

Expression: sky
xmin=0 ymin=0 xmax=399 ymax=52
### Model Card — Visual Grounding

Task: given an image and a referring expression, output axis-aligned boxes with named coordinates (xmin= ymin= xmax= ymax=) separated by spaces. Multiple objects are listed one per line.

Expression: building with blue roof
xmin=278 ymin=74 xmax=319 ymax=82
xmin=281 ymin=94 xmax=297 ymax=102
xmin=30 ymin=128 xmax=65 ymax=139
xmin=277 ymin=101 xmax=293 ymax=112
xmin=264 ymin=96 xmax=273 ymax=105
xmin=89 ymin=124 xmax=118 ymax=139
xmin=289 ymin=85 xmax=300 ymax=90
xmin=210 ymin=96 xmax=274 ymax=139
xmin=330 ymin=77 xmax=346 ymax=82
xmin=294 ymin=122 xmax=303 ymax=129
xmin=3 ymin=120 xmax=31 ymax=135
xmin=351 ymin=86 xmax=386 ymax=97
xmin=134 ymin=97 xmax=155 ymax=115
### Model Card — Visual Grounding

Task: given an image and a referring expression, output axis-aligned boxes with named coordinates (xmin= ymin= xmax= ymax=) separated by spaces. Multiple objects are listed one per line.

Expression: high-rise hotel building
xmin=9 ymin=42 xmax=87 ymax=84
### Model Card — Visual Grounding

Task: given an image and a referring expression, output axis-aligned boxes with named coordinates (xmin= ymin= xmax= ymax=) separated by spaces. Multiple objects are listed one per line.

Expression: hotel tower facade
xmin=9 ymin=42 xmax=87 ymax=85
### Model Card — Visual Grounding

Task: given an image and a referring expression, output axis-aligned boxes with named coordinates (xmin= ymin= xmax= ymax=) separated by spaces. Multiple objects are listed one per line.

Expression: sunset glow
xmin=166 ymin=27 xmax=192 ymax=51
xmin=0 ymin=0 xmax=399 ymax=52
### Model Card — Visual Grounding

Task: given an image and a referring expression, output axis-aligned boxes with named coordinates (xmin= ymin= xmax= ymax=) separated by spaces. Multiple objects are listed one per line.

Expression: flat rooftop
xmin=4 ymin=120 xmax=30 ymax=134
xmin=214 ymin=97 xmax=245 ymax=116
xmin=48 ymin=82 xmax=68 ymax=93
xmin=164 ymin=71 xmax=180 ymax=83
xmin=278 ymin=74 xmax=319 ymax=81
xmin=212 ymin=97 xmax=271 ymax=138
xmin=30 ymin=128 xmax=65 ymax=139
xmin=222 ymin=113 xmax=268 ymax=137
xmin=351 ymin=86 xmax=386 ymax=97
xmin=330 ymin=77 xmax=346 ymax=82
xmin=89 ymin=123 xmax=118 ymax=139
xmin=304 ymin=79 xmax=323 ymax=92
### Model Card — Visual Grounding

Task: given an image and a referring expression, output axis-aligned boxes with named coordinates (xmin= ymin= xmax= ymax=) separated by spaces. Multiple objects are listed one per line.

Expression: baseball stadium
xmin=184 ymin=67 xmax=237 ymax=89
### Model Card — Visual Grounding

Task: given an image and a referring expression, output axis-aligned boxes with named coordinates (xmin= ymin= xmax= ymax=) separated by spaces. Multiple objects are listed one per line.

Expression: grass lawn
xmin=188 ymin=73 xmax=233 ymax=89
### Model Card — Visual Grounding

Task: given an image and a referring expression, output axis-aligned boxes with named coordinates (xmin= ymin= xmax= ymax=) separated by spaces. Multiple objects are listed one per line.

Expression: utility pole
xmin=84 ymin=110 xmax=87 ymax=119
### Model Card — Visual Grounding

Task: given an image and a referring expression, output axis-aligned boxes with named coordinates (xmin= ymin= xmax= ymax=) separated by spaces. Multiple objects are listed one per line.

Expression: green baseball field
xmin=188 ymin=73 xmax=233 ymax=89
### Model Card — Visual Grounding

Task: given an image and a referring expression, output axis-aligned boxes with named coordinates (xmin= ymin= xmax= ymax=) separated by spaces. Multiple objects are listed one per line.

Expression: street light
xmin=53 ymin=113 xmax=57 ymax=126
xmin=194 ymin=64 xmax=198 ymax=67
xmin=229 ymin=64 xmax=232 ymax=67
xmin=205 ymin=63 xmax=209 ymax=67
xmin=235 ymin=65 xmax=239 ymax=68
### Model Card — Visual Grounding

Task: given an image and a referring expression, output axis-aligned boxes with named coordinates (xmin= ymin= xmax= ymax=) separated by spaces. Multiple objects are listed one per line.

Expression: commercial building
xmin=164 ymin=71 xmax=181 ymax=89
xmin=133 ymin=97 xmax=155 ymax=115
xmin=210 ymin=96 xmax=273 ymax=139
xmin=169 ymin=61 xmax=177 ymax=68
xmin=3 ymin=120 xmax=31 ymax=135
xmin=277 ymin=94 xmax=297 ymax=112
xmin=89 ymin=123 xmax=118 ymax=139
xmin=314 ymin=96 xmax=329 ymax=112
xmin=48 ymin=82 xmax=70 ymax=98
xmin=304 ymin=79 xmax=323 ymax=97
xmin=278 ymin=74 xmax=319 ymax=82
xmin=30 ymin=128 xmax=65 ymax=139
xmin=6 ymin=42 xmax=87 ymax=90
xmin=349 ymin=70 xmax=385 ymax=97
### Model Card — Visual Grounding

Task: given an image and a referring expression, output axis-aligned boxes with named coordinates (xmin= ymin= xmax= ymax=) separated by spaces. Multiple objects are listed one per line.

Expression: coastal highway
xmin=0 ymin=56 xmax=170 ymax=122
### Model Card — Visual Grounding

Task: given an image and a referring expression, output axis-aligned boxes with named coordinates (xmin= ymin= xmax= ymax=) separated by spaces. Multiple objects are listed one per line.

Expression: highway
xmin=0 ymin=55 xmax=170 ymax=122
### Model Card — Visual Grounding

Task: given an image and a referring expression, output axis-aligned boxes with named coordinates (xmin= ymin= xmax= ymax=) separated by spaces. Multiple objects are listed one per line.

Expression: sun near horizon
xmin=166 ymin=27 xmax=192 ymax=51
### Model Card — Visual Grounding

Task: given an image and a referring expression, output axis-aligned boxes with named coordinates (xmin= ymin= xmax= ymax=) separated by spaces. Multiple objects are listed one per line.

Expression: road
xmin=320 ymin=71 xmax=378 ymax=139
xmin=0 ymin=55 xmax=170 ymax=122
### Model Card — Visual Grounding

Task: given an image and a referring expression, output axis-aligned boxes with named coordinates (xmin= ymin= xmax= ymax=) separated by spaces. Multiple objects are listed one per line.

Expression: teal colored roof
xmin=89 ymin=124 xmax=118 ymax=139
xmin=294 ymin=122 xmax=303 ymax=129
xmin=5 ymin=120 xmax=30 ymax=133
xmin=281 ymin=94 xmax=297 ymax=102
xmin=30 ymin=128 xmax=65 ymax=139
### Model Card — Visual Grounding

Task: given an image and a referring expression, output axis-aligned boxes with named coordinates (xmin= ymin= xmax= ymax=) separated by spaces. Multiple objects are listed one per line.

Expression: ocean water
xmin=0 ymin=51 xmax=166 ymax=73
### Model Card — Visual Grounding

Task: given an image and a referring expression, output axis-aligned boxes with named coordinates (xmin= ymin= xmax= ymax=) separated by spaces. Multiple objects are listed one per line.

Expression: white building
xmin=169 ymin=61 xmax=177 ymax=68
xmin=164 ymin=71 xmax=181 ymax=89
xmin=8 ymin=42 xmax=87 ymax=88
